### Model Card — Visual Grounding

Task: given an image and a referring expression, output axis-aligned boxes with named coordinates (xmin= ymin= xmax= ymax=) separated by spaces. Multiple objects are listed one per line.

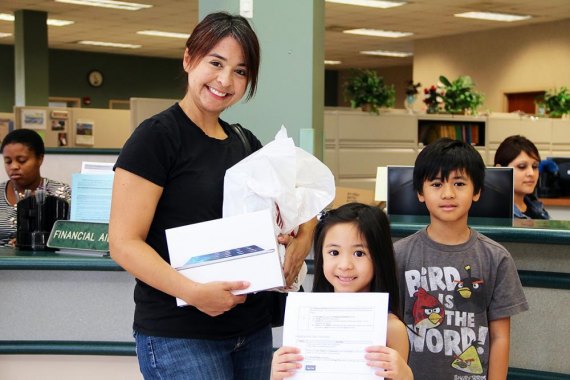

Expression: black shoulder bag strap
xmin=230 ymin=123 xmax=252 ymax=156
xmin=230 ymin=122 xmax=288 ymax=328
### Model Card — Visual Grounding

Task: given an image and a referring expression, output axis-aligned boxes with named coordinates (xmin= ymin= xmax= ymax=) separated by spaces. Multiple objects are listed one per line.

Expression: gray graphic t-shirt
xmin=394 ymin=228 xmax=528 ymax=380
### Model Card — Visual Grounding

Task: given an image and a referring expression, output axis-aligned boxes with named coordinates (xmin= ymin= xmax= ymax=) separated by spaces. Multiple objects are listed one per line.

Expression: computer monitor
xmin=387 ymin=166 xmax=514 ymax=219
xmin=546 ymin=157 xmax=570 ymax=196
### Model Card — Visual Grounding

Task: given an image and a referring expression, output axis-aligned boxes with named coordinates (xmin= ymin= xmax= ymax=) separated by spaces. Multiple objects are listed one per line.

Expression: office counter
xmin=1 ymin=220 xmax=570 ymax=379
xmin=540 ymin=196 xmax=570 ymax=220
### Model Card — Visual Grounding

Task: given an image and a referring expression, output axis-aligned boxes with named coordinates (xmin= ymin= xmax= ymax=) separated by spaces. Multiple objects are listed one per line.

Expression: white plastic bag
xmin=223 ymin=126 xmax=335 ymax=290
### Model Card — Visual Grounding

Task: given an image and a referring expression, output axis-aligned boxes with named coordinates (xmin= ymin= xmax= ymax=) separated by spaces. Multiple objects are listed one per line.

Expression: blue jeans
xmin=134 ymin=325 xmax=273 ymax=380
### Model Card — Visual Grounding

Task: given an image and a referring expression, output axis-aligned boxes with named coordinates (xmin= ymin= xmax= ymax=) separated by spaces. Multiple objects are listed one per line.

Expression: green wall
xmin=0 ymin=44 xmax=185 ymax=112
xmin=0 ymin=45 xmax=15 ymax=112
xmin=199 ymin=0 xmax=324 ymax=150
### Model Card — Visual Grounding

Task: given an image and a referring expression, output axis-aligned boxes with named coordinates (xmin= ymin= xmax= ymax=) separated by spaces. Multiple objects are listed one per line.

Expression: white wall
xmin=0 ymin=153 xmax=119 ymax=185
xmin=414 ymin=19 xmax=570 ymax=112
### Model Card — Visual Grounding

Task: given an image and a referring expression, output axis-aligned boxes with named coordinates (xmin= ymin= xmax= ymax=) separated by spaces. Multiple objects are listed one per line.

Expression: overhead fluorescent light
xmin=344 ymin=28 xmax=413 ymax=38
xmin=47 ymin=19 xmax=75 ymax=26
xmin=326 ymin=0 xmax=405 ymax=9
xmin=455 ymin=11 xmax=532 ymax=22
xmin=361 ymin=50 xmax=413 ymax=57
xmin=0 ymin=13 xmax=74 ymax=26
xmin=55 ymin=0 xmax=152 ymax=11
xmin=0 ymin=32 xmax=11 ymax=38
xmin=325 ymin=60 xmax=342 ymax=65
xmin=137 ymin=30 xmax=189 ymax=39
xmin=78 ymin=40 xmax=141 ymax=49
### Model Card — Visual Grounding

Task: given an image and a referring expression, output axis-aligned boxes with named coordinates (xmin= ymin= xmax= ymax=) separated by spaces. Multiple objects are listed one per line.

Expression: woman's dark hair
xmin=413 ymin=138 xmax=485 ymax=195
xmin=494 ymin=135 xmax=540 ymax=167
xmin=1 ymin=129 xmax=45 ymax=157
xmin=185 ymin=12 xmax=260 ymax=100
xmin=312 ymin=203 xmax=401 ymax=317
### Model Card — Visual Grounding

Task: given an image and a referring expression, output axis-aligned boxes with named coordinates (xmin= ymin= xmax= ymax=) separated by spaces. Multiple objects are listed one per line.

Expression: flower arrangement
xmin=406 ymin=80 xmax=422 ymax=96
xmin=344 ymin=69 xmax=396 ymax=114
xmin=439 ymin=75 xmax=484 ymax=114
xmin=423 ymin=84 xmax=444 ymax=114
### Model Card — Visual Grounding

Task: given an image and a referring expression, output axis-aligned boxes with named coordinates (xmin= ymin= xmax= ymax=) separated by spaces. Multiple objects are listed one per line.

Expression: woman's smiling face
xmin=183 ymin=36 xmax=248 ymax=116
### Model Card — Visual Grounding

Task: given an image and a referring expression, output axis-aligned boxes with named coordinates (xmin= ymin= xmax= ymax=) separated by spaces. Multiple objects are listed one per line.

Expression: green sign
xmin=47 ymin=220 xmax=109 ymax=252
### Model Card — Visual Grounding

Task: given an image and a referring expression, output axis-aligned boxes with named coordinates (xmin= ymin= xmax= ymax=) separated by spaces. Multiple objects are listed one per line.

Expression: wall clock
xmin=87 ymin=69 xmax=104 ymax=87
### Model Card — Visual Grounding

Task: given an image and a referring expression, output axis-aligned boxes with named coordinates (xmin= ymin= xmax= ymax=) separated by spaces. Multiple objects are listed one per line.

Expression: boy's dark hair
xmin=413 ymin=138 xmax=485 ymax=195
xmin=312 ymin=202 xmax=401 ymax=317
xmin=494 ymin=135 xmax=540 ymax=167
xmin=1 ymin=129 xmax=45 ymax=157
xmin=185 ymin=11 xmax=260 ymax=100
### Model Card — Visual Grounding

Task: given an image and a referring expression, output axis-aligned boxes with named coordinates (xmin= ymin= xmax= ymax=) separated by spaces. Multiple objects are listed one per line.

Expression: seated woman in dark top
xmin=494 ymin=135 xmax=549 ymax=219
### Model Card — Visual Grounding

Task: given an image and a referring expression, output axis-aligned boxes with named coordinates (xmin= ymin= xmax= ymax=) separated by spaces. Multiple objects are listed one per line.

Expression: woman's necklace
xmin=11 ymin=178 xmax=45 ymax=204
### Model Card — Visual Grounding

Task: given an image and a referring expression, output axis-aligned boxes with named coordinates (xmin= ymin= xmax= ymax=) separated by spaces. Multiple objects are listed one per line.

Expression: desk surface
xmin=2 ymin=218 xmax=570 ymax=270
xmin=0 ymin=248 xmax=119 ymax=271
xmin=389 ymin=216 xmax=570 ymax=245
xmin=540 ymin=196 xmax=570 ymax=207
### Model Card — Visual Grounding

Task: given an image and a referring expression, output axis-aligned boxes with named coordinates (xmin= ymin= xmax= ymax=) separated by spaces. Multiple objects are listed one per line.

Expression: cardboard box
xmin=331 ymin=186 xmax=377 ymax=209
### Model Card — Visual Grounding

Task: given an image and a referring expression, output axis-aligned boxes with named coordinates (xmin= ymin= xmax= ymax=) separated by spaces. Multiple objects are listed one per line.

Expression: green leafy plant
xmin=542 ymin=87 xmax=570 ymax=118
xmin=439 ymin=75 xmax=484 ymax=114
xmin=344 ymin=69 xmax=395 ymax=114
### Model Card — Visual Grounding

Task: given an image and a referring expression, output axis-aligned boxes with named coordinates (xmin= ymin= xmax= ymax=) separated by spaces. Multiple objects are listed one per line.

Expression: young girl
xmin=271 ymin=203 xmax=413 ymax=380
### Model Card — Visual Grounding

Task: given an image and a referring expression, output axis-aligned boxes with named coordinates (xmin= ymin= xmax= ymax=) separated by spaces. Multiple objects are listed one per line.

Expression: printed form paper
xmin=283 ymin=292 xmax=389 ymax=380
xmin=70 ymin=173 xmax=114 ymax=223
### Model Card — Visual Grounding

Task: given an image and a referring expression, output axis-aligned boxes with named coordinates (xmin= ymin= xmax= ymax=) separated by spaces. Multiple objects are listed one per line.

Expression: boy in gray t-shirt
xmin=394 ymin=138 xmax=528 ymax=380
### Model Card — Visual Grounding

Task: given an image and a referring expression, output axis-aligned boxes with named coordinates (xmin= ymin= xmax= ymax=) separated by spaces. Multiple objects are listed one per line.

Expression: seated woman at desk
xmin=0 ymin=129 xmax=71 ymax=246
xmin=494 ymin=135 xmax=550 ymax=219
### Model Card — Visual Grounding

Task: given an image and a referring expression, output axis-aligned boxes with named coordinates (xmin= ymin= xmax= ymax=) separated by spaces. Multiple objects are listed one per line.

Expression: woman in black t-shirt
xmin=109 ymin=12 xmax=314 ymax=380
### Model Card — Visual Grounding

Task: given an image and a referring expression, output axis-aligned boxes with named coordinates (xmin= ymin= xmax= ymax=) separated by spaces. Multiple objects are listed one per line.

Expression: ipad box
xmin=166 ymin=208 xmax=284 ymax=306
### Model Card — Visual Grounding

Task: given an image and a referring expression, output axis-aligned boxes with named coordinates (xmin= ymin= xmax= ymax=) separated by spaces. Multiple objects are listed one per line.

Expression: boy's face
xmin=418 ymin=169 xmax=481 ymax=224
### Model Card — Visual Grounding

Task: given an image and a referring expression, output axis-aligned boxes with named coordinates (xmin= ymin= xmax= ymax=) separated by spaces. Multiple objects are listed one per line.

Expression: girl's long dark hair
xmin=312 ymin=203 xmax=401 ymax=317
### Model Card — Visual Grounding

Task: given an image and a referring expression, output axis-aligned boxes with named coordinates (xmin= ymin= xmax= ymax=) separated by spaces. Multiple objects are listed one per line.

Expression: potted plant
xmin=344 ymin=69 xmax=395 ymax=114
xmin=542 ymin=87 xmax=570 ymax=118
xmin=439 ymin=75 xmax=484 ymax=114
xmin=405 ymin=80 xmax=421 ymax=111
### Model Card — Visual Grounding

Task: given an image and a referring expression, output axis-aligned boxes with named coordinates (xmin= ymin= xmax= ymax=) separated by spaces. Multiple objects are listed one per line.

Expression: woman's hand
xmin=365 ymin=346 xmax=414 ymax=380
xmin=278 ymin=218 xmax=316 ymax=287
xmin=184 ymin=281 xmax=249 ymax=317
xmin=271 ymin=346 xmax=303 ymax=380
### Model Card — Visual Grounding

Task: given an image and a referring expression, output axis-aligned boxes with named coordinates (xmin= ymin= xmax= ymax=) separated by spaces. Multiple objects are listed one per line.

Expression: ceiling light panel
xmin=454 ymin=12 xmax=532 ymax=22
xmin=47 ymin=19 xmax=75 ymax=26
xmin=344 ymin=28 xmax=413 ymax=38
xmin=360 ymin=50 xmax=412 ymax=57
xmin=137 ymin=30 xmax=189 ymax=39
xmin=55 ymin=0 xmax=153 ymax=11
xmin=325 ymin=60 xmax=342 ymax=65
xmin=326 ymin=0 xmax=405 ymax=9
xmin=78 ymin=40 xmax=141 ymax=48
xmin=0 ymin=32 xmax=11 ymax=38
xmin=0 ymin=13 xmax=74 ymax=26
